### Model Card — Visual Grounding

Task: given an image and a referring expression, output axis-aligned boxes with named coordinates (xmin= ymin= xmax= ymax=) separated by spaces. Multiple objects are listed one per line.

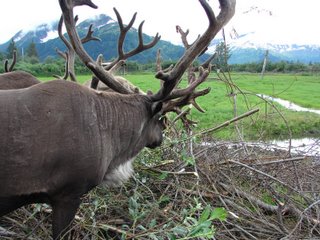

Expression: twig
xmin=218 ymin=156 xmax=306 ymax=166
xmin=193 ymin=108 xmax=259 ymax=138
xmin=219 ymin=182 xmax=278 ymax=213
xmin=227 ymin=160 xmax=307 ymax=198
xmin=286 ymin=199 xmax=320 ymax=238
xmin=225 ymin=220 xmax=258 ymax=240
xmin=251 ymin=156 xmax=306 ymax=166
xmin=0 ymin=226 xmax=16 ymax=237
xmin=97 ymin=224 xmax=133 ymax=237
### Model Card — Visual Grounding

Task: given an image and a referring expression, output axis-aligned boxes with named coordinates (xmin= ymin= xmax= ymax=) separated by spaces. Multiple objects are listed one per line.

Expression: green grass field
xmin=40 ymin=72 xmax=320 ymax=140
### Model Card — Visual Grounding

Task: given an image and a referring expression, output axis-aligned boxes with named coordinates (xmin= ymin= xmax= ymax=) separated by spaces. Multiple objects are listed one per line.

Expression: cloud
xmin=0 ymin=0 xmax=319 ymax=46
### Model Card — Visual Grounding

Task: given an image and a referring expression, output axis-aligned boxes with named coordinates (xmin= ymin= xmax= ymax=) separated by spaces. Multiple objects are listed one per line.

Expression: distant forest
xmin=1 ymin=40 xmax=320 ymax=76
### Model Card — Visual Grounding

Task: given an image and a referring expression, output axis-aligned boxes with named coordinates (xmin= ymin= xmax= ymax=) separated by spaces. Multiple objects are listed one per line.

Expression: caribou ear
xmin=151 ymin=102 xmax=163 ymax=116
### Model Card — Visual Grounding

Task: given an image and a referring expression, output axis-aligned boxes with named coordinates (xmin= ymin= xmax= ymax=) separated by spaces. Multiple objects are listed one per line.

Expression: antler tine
xmin=73 ymin=0 xmax=97 ymax=8
xmin=151 ymin=0 xmax=236 ymax=102
xmin=176 ymin=25 xmax=191 ymax=49
xmin=59 ymin=0 xmax=131 ymax=93
xmin=134 ymin=21 xmax=161 ymax=57
xmin=81 ymin=24 xmax=101 ymax=43
xmin=56 ymin=47 xmax=67 ymax=60
xmin=201 ymin=53 xmax=216 ymax=69
xmin=165 ymin=67 xmax=210 ymax=101
xmin=106 ymin=8 xmax=161 ymax=71
xmin=114 ymin=7 xmax=137 ymax=60
xmin=161 ymin=67 xmax=211 ymax=115
xmin=53 ymin=51 xmax=70 ymax=80
xmin=4 ymin=50 xmax=17 ymax=72
xmin=57 ymin=15 xmax=72 ymax=54
xmin=57 ymin=13 xmax=100 ymax=81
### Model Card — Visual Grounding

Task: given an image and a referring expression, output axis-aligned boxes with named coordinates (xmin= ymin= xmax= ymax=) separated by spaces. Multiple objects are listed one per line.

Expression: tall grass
xmin=39 ymin=72 xmax=320 ymax=140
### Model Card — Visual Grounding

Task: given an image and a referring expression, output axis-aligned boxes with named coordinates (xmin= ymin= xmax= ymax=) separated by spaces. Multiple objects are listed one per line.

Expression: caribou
xmin=0 ymin=0 xmax=236 ymax=239
xmin=0 ymin=71 xmax=40 ymax=89
xmin=0 ymin=51 xmax=40 ymax=89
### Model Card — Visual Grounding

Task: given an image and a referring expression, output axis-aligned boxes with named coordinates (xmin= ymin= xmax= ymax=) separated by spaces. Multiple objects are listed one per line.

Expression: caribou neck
xmin=94 ymin=92 xmax=151 ymax=165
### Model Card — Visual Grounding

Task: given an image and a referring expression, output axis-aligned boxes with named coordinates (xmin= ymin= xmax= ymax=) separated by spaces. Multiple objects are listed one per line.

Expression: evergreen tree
xmin=26 ymin=40 xmax=39 ymax=59
xmin=0 ymin=52 xmax=4 ymax=62
xmin=212 ymin=42 xmax=231 ymax=71
xmin=6 ymin=38 xmax=18 ymax=59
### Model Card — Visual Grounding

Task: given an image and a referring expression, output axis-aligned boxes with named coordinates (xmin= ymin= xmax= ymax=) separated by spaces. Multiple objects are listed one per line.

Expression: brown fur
xmin=0 ymin=80 xmax=163 ymax=239
xmin=0 ymin=71 xmax=40 ymax=89
xmin=84 ymin=76 xmax=145 ymax=94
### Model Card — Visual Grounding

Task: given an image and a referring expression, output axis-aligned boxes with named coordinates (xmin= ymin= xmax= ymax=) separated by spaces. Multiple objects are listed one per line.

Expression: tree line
xmin=1 ymin=39 xmax=319 ymax=76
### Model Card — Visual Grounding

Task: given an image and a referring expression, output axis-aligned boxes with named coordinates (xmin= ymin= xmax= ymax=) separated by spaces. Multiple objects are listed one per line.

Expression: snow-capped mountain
xmin=225 ymin=31 xmax=320 ymax=64
xmin=1 ymin=13 xmax=319 ymax=64
xmin=0 ymin=14 xmax=112 ymax=53
xmin=0 ymin=14 xmax=193 ymax=63
xmin=207 ymin=31 xmax=320 ymax=64
xmin=8 ymin=22 xmax=59 ymax=45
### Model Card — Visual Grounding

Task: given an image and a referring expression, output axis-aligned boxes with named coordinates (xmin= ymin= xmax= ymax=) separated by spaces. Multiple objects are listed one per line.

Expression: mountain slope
xmin=0 ymin=14 xmax=208 ymax=64
xmin=2 ymin=14 xmax=320 ymax=64
xmin=218 ymin=31 xmax=320 ymax=64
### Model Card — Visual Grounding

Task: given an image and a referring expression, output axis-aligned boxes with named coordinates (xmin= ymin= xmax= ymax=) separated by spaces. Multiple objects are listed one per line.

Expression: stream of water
xmin=257 ymin=94 xmax=320 ymax=115
xmin=203 ymin=95 xmax=320 ymax=157
xmin=257 ymin=94 xmax=320 ymax=156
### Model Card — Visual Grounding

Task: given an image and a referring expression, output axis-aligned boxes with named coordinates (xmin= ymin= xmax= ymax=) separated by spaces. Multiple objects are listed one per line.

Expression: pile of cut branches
xmin=1 ymin=131 xmax=319 ymax=239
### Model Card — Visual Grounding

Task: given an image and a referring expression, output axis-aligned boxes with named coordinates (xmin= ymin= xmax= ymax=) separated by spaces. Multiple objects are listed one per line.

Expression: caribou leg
xmin=0 ymin=196 xmax=30 ymax=216
xmin=51 ymin=197 xmax=80 ymax=240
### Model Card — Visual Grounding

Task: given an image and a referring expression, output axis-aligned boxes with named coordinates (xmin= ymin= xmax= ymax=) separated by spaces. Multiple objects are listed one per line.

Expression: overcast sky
xmin=0 ymin=0 xmax=319 ymax=45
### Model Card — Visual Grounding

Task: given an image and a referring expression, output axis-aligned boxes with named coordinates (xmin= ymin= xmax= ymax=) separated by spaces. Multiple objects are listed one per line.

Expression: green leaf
xmin=172 ymin=226 xmax=188 ymax=236
xmin=129 ymin=197 xmax=138 ymax=210
xmin=158 ymin=172 xmax=168 ymax=180
xmin=168 ymin=233 xmax=177 ymax=240
xmin=210 ymin=207 xmax=228 ymax=221
xmin=188 ymin=221 xmax=212 ymax=236
xmin=199 ymin=205 xmax=211 ymax=223
xmin=149 ymin=219 xmax=157 ymax=228
xmin=137 ymin=224 xmax=147 ymax=231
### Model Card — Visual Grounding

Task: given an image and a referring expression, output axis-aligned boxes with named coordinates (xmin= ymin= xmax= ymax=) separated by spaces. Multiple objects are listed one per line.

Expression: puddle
xmin=269 ymin=138 xmax=320 ymax=156
xmin=257 ymin=94 xmax=320 ymax=115
xmin=201 ymin=138 xmax=320 ymax=157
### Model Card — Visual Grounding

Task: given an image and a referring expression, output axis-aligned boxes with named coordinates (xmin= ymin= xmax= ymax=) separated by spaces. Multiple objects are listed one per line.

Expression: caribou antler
xmin=4 ymin=50 xmax=17 ymax=72
xmin=151 ymin=0 xmax=235 ymax=102
xmin=149 ymin=0 xmax=235 ymax=129
xmin=53 ymin=51 xmax=70 ymax=80
xmin=59 ymin=0 xmax=236 ymax=112
xmin=176 ymin=25 xmax=216 ymax=80
xmin=89 ymin=7 xmax=161 ymax=89
xmin=59 ymin=0 xmax=160 ymax=93
xmin=108 ymin=8 xmax=161 ymax=71
xmin=56 ymin=14 xmax=100 ymax=81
